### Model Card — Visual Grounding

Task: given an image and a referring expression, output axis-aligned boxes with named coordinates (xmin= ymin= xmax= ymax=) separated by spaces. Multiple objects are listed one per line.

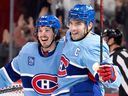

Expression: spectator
xmin=56 ymin=0 xmax=66 ymax=38
xmin=13 ymin=14 xmax=28 ymax=56
xmin=115 ymin=0 xmax=128 ymax=49
xmin=0 ymin=29 xmax=9 ymax=67
xmin=13 ymin=14 xmax=36 ymax=57
xmin=37 ymin=0 xmax=52 ymax=18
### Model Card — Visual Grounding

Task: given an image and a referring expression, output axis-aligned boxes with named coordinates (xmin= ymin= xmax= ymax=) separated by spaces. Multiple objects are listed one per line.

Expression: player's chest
xmin=63 ymin=42 xmax=82 ymax=58
xmin=19 ymin=55 xmax=59 ymax=74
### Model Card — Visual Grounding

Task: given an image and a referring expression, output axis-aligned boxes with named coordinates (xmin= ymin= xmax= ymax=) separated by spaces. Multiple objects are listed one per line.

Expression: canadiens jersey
xmin=0 ymin=40 xmax=64 ymax=96
xmin=52 ymin=32 xmax=122 ymax=96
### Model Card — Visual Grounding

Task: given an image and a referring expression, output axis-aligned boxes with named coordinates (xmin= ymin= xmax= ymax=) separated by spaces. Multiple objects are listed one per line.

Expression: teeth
xmin=41 ymin=38 xmax=48 ymax=41
xmin=42 ymin=39 xmax=47 ymax=41
xmin=72 ymin=33 xmax=77 ymax=35
xmin=72 ymin=32 xmax=77 ymax=35
xmin=42 ymin=39 xmax=47 ymax=40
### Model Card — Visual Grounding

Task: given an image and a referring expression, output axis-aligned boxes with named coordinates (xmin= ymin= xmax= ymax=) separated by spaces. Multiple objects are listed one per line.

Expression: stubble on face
xmin=69 ymin=20 xmax=88 ymax=41
xmin=37 ymin=27 xmax=55 ymax=50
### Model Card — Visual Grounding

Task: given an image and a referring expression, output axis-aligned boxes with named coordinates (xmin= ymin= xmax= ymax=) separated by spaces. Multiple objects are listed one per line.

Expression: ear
xmin=54 ymin=34 xmax=57 ymax=37
xmin=88 ymin=22 xmax=93 ymax=31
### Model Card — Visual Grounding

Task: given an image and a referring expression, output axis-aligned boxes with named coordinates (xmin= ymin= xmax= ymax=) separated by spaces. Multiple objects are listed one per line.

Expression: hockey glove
xmin=97 ymin=65 xmax=116 ymax=82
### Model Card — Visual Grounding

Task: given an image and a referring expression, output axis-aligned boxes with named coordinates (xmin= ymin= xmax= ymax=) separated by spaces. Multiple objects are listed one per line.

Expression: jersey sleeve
xmin=102 ymin=65 xmax=122 ymax=88
xmin=0 ymin=50 xmax=22 ymax=88
xmin=82 ymin=41 xmax=121 ymax=87
xmin=82 ymin=41 xmax=111 ymax=76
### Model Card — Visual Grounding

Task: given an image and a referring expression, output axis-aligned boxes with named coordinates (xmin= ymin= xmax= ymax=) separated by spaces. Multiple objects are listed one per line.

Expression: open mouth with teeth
xmin=72 ymin=33 xmax=78 ymax=35
xmin=41 ymin=37 xmax=48 ymax=41
xmin=71 ymin=32 xmax=78 ymax=37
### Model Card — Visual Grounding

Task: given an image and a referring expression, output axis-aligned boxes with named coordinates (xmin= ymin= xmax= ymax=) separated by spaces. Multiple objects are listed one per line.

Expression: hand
xmin=97 ymin=65 xmax=116 ymax=82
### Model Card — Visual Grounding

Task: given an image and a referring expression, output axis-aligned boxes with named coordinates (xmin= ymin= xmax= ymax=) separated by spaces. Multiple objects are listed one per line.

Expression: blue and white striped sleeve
xmin=0 ymin=55 xmax=21 ymax=88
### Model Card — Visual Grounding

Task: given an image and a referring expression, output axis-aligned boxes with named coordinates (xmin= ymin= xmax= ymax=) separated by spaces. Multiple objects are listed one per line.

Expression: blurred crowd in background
xmin=0 ymin=0 xmax=128 ymax=95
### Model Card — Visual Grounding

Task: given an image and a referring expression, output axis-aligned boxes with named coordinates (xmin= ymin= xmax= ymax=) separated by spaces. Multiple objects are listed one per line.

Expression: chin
xmin=72 ymin=38 xmax=78 ymax=41
xmin=71 ymin=36 xmax=76 ymax=40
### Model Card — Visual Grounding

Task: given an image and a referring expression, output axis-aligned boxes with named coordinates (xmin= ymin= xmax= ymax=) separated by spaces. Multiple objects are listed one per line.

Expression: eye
xmin=76 ymin=21 xmax=82 ymax=25
xmin=45 ymin=29 xmax=50 ymax=32
xmin=45 ymin=28 xmax=52 ymax=32
xmin=68 ymin=21 xmax=72 ymax=26
xmin=38 ymin=29 xmax=42 ymax=32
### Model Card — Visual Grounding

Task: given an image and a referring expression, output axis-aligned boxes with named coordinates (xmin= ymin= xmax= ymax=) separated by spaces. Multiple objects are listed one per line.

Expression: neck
xmin=41 ymin=41 xmax=56 ymax=53
xmin=110 ymin=44 xmax=120 ymax=52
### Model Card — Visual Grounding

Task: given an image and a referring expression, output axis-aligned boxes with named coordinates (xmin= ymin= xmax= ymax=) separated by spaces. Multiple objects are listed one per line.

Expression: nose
xmin=69 ymin=24 xmax=77 ymax=32
xmin=38 ymin=30 xmax=47 ymax=37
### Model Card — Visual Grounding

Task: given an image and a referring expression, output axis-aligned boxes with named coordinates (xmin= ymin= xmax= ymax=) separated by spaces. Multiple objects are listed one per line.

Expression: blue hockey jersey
xmin=52 ymin=32 xmax=122 ymax=96
xmin=0 ymin=40 xmax=64 ymax=96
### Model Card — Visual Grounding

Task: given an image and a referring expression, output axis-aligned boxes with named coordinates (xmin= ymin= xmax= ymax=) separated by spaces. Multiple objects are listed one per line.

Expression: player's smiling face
xmin=68 ymin=20 xmax=88 ymax=41
xmin=37 ymin=26 xmax=55 ymax=49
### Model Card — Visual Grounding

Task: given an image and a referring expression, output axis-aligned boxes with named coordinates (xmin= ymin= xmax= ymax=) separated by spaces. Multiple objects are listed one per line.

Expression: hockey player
xmin=103 ymin=28 xmax=128 ymax=96
xmin=0 ymin=15 xmax=64 ymax=96
xmin=52 ymin=4 xmax=122 ymax=96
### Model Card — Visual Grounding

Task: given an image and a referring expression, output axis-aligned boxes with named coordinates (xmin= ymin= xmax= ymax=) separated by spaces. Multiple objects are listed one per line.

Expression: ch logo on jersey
xmin=28 ymin=56 xmax=35 ymax=66
xmin=75 ymin=48 xmax=80 ymax=56
xmin=32 ymin=74 xmax=58 ymax=94
xmin=58 ymin=55 xmax=69 ymax=77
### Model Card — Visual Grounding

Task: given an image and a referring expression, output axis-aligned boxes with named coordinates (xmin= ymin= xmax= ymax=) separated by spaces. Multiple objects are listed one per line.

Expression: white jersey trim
xmin=51 ymin=89 xmax=69 ymax=96
xmin=2 ymin=67 xmax=13 ymax=84
xmin=65 ymin=75 xmax=88 ymax=78
xmin=24 ymin=88 xmax=34 ymax=91
xmin=11 ymin=61 xmax=20 ymax=75
xmin=21 ymin=73 xmax=34 ymax=77
xmin=70 ymin=61 xmax=86 ymax=69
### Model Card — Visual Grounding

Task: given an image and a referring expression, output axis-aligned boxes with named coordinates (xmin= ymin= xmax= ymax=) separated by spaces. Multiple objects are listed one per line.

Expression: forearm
xmin=0 ymin=68 xmax=12 ymax=88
